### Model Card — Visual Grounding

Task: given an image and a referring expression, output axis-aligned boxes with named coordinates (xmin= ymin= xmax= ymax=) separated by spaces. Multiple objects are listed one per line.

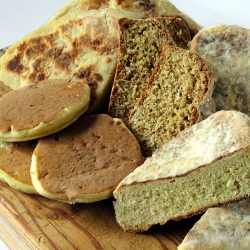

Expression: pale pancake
xmin=30 ymin=114 xmax=145 ymax=203
xmin=0 ymin=8 xmax=142 ymax=113
xmin=0 ymin=79 xmax=90 ymax=142
xmin=0 ymin=140 xmax=37 ymax=194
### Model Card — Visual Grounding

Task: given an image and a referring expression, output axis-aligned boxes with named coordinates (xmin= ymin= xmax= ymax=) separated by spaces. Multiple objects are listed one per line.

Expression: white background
xmin=0 ymin=0 xmax=249 ymax=249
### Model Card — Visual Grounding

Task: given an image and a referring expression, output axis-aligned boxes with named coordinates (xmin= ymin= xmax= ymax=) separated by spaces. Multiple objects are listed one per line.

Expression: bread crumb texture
xmin=114 ymin=110 xmax=250 ymax=232
xmin=129 ymin=46 xmax=216 ymax=156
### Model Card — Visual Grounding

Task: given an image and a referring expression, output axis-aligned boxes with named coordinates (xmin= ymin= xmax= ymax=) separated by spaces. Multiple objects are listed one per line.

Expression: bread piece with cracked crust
xmin=114 ymin=110 xmax=250 ymax=232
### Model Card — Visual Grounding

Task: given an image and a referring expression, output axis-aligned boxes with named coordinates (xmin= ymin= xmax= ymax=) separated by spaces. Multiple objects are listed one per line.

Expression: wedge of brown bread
xmin=128 ymin=45 xmax=216 ymax=156
xmin=108 ymin=18 xmax=175 ymax=124
xmin=114 ymin=110 xmax=250 ymax=232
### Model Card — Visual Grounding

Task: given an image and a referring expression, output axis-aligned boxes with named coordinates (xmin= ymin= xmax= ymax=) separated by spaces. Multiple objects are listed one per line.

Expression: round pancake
xmin=30 ymin=114 xmax=145 ymax=203
xmin=0 ymin=79 xmax=90 ymax=142
xmin=0 ymin=140 xmax=37 ymax=193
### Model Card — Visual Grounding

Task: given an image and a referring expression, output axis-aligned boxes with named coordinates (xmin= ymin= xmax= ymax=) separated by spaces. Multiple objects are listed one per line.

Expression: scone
xmin=190 ymin=25 xmax=250 ymax=115
xmin=108 ymin=18 xmax=174 ymax=124
xmin=30 ymin=114 xmax=144 ymax=203
xmin=178 ymin=200 xmax=250 ymax=250
xmin=0 ymin=79 xmax=90 ymax=142
xmin=0 ymin=8 xmax=142 ymax=113
xmin=0 ymin=140 xmax=37 ymax=194
xmin=114 ymin=110 xmax=250 ymax=232
xmin=128 ymin=45 xmax=216 ymax=156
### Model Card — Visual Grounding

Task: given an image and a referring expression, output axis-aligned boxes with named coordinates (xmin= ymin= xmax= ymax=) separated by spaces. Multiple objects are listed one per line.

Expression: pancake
xmin=0 ymin=8 xmax=142 ymax=113
xmin=0 ymin=79 xmax=90 ymax=142
xmin=30 ymin=114 xmax=145 ymax=203
xmin=0 ymin=140 xmax=37 ymax=194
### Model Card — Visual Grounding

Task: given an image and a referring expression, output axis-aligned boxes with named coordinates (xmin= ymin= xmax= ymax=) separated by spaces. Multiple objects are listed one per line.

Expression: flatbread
xmin=178 ymin=200 xmax=250 ymax=250
xmin=0 ymin=8 xmax=142 ymax=113
xmin=0 ymin=79 xmax=90 ymax=142
xmin=0 ymin=140 xmax=37 ymax=194
xmin=30 ymin=114 xmax=145 ymax=203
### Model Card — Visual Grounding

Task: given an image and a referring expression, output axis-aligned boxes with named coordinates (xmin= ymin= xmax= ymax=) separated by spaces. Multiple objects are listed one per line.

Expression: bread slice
xmin=178 ymin=200 xmax=250 ymax=250
xmin=0 ymin=79 xmax=90 ymax=142
xmin=30 ymin=114 xmax=144 ymax=203
xmin=0 ymin=8 xmax=142 ymax=113
xmin=108 ymin=18 xmax=174 ymax=124
xmin=0 ymin=140 xmax=37 ymax=194
xmin=190 ymin=25 xmax=250 ymax=116
xmin=156 ymin=16 xmax=191 ymax=49
xmin=128 ymin=45 xmax=216 ymax=156
xmin=109 ymin=0 xmax=201 ymax=37
xmin=113 ymin=110 xmax=250 ymax=232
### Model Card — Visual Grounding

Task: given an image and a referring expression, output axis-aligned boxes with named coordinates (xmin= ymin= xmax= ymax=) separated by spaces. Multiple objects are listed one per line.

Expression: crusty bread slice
xmin=128 ymin=45 xmax=216 ymax=156
xmin=108 ymin=18 xmax=174 ymax=124
xmin=0 ymin=140 xmax=37 ymax=194
xmin=178 ymin=200 xmax=250 ymax=250
xmin=30 ymin=114 xmax=144 ymax=203
xmin=190 ymin=25 xmax=250 ymax=116
xmin=0 ymin=79 xmax=90 ymax=142
xmin=113 ymin=110 xmax=250 ymax=232
xmin=156 ymin=16 xmax=191 ymax=49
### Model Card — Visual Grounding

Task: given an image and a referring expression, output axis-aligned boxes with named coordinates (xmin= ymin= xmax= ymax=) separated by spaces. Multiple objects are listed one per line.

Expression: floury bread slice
xmin=128 ymin=45 xmax=216 ymax=156
xmin=31 ymin=114 xmax=144 ymax=203
xmin=0 ymin=140 xmax=37 ymax=194
xmin=113 ymin=110 xmax=250 ymax=232
xmin=178 ymin=199 xmax=250 ymax=250
xmin=108 ymin=18 xmax=175 ymax=124
xmin=0 ymin=79 xmax=90 ymax=142
xmin=0 ymin=8 xmax=142 ymax=113
xmin=190 ymin=25 xmax=250 ymax=116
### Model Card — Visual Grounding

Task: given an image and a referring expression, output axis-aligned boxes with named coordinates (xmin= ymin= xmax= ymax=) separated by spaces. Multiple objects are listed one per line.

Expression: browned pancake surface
xmin=31 ymin=114 xmax=144 ymax=203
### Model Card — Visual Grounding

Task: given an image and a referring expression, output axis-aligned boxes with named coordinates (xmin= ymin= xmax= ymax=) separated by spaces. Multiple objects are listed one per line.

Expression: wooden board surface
xmin=0 ymin=180 xmax=200 ymax=250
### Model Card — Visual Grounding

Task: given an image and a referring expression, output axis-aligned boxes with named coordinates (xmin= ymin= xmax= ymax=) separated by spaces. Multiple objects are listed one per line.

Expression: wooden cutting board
xmin=0 ymin=179 xmax=200 ymax=250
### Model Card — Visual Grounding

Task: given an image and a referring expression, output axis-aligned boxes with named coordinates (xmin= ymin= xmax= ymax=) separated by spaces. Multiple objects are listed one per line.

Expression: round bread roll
xmin=0 ymin=140 xmax=37 ymax=194
xmin=0 ymin=79 xmax=90 ymax=142
xmin=30 ymin=114 xmax=145 ymax=203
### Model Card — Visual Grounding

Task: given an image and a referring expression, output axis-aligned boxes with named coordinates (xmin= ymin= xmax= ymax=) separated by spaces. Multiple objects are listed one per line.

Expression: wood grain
xmin=0 ymin=180 xmax=200 ymax=250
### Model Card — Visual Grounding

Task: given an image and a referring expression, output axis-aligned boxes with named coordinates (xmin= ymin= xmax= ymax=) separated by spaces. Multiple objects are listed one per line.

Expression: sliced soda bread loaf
xmin=108 ymin=18 xmax=174 ymax=124
xmin=114 ymin=110 xmax=250 ymax=232
xmin=129 ymin=45 xmax=216 ymax=156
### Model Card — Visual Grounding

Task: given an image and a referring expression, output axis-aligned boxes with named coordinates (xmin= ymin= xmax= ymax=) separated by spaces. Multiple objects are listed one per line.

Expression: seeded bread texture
xmin=178 ymin=200 xmax=250 ymax=250
xmin=190 ymin=25 xmax=250 ymax=115
xmin=128 ymin=46 xmax=216 ymax=156
xmin=108 ymin=18 xmax=174 ymax=124
xmin=113 ymin=110 xmax=250 ymax=232
xmin=31 ymin=114 xmax=144 ymax=203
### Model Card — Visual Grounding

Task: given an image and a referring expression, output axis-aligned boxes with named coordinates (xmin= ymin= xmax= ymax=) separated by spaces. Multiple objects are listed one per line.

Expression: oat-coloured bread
xmin=178 ymin=200 xmax=250 ymax=250
xmin=0 ymin=140 xmax=37 ymax=194
xmin=0 ymin=79 xmax=90 ymax=142
xmin=113 ymin=110 xmax=250 ymax=232
xmin=108 ymin=18 xmax=174 ymax=124
xmin=190 ymin=25 xmax=250 ymax=115
xmin=128 ymin=45 xmax=216 ymax=156
xmin=31 ymin=114 xmax=144 ymax=203
xmin=156 ymin=16 xmax=191 ymax=49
